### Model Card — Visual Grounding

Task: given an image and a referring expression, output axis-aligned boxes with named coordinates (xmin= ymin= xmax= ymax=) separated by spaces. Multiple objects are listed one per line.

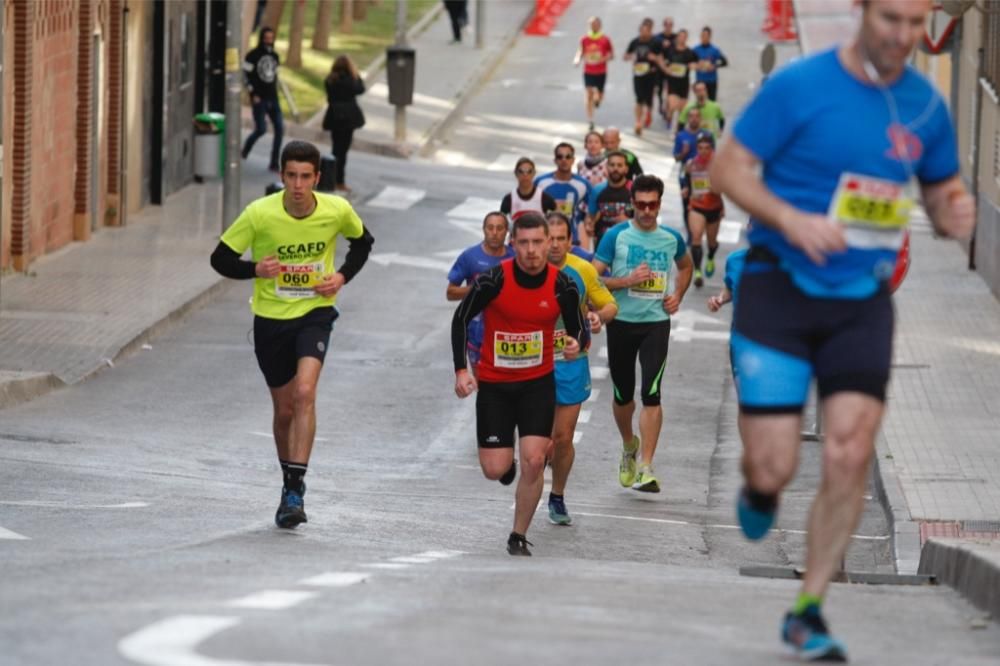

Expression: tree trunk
xmin=340 ymin=0 xmax=354 ymax=34
xmin=312 ymin=0 xmax=333 ymax=51
xmin=352 ymin=0 xmax=368 ymax=21
xmin=260 ymin=0 xmax=286 ymax=33
xmin=286 ymin=0 xmax=306 ymax=67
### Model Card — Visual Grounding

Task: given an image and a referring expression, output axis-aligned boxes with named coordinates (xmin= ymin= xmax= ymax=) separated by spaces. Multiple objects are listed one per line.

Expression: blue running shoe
xmin=782 ymin=607 xmax=848 ymax=662
xmin=737 ymin=486 xmax=775 ymax=540
xmin=275 ymin=487 xmax=307 ymax=529
xmin=548 ymin=495 xmax=572 ymax=525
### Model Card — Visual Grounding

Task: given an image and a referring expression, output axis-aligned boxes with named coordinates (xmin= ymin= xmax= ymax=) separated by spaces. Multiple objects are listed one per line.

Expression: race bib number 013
xmin=494 ymin=330 xmax=543 ymax=368
xmin=629 ymin=271 xmax=668 ymax=299
xmin=275 ymin=262 xmax=325 ymax=298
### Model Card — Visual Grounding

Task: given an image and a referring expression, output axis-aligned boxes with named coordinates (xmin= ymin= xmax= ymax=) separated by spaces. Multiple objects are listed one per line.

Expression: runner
xmin=674 ymin=108 xmax=711 ymax=240
xmin=593 ymin=175 xmax=693 ymax=493
xmin=682 ymin=133 xmax=725 ymax=287
xmin=623 ymin=17 xmax=665 ymax=135
xmin=500 ymin=157 xmax=557 ymax=221
xmin=209 ymin=140 xmax=373 ymax=528
xmin=603 ymin=127 xmax=644 ymax=182
xmin=546 ymin=212 xmax=618 ymax=525
xmin=447 ymin=212 xmax=515 ymax=373
xmin=587 ymin=151 xmax=633 ymax=248
xmin=652 ymin=17 xmax=677 ymax=120
xmin=692 ymin=26 xmax=728 ymax=101
xmin=577 ymin=131 xmax=609 ymax=187
xmin=574 ymin=16 xmax=614 ymax=131
xmin=707 ymin=247 xmax=747 ymax=315
xmin=679 ymin=81 xmax=725 ymax=138
xmin=536 ymin=142 xmax=593 ymax=249
xmin=661 ymin=29 xmax=698 ymax=130
xmin=452 ymin=213 xmax=587 ymax=556
xmin=710 ymin=0 xmax=975 ymax=659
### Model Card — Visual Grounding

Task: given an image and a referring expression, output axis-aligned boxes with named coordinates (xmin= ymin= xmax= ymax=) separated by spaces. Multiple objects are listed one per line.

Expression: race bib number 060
xmin=494 ymin=331 xmax=543 ymax=368
xmin=275 ymin=262 xmax=325 ymax=298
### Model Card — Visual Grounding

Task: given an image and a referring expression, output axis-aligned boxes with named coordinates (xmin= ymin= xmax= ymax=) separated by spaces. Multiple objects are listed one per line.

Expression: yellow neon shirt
xmin=220 ymin=191 xmax=364 ymax=320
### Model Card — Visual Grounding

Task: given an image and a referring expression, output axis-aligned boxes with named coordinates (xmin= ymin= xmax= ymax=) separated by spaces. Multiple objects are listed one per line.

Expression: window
xmin=986 ymin=0 xmax=1000 ymax=91
xmin=179 ymin=13 xmax=192 ymax=87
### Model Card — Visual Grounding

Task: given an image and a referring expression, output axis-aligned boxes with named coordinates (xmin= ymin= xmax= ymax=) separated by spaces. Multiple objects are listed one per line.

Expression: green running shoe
xmin=619 ymin=436 xmax=639 ymax=487
xmin=693 ymin=269 xmax=704 ymax=288
xmin=705 ymin=258 xmax=716 ymax=278
xmin=632 ymin=464 xmax=660 ymax=493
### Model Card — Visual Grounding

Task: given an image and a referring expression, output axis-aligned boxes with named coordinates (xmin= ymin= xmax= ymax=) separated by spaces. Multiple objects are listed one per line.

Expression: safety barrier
xmin=762 ymin=0 xmax=798 ymax=43
xmin=524 ymin=0 xmax=572 ymax=37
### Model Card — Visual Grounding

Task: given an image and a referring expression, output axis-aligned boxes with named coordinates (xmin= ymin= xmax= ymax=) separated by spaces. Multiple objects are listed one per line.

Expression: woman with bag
xmin=322 ymin=55 xmax=366 ymax=193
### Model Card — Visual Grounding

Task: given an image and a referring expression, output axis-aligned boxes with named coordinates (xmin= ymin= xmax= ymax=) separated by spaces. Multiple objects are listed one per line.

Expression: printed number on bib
xmin=586 ymin=51 xmax=604 ymax=64
xmin=633 ymin=62 xmax=651 ymax=76
xmin=667 ymin=63 xmax=687 ymax=77
xmin=553 ymin=328 xmax=567 ymax=362
xmin=691 ymin=176 xmax=711 ymax=197
xmin=629 ymin=271 xmax=668 ymax=299
xmin=494 ymin=331 xmax=543 ymax=369
xmin=830 ymin=172 xmax=912 ymax=251
xmin=275 ymin=262 xmax=325 ymax=298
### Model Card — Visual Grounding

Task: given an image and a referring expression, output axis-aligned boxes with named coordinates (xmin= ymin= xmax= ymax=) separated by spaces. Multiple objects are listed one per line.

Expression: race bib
xmin=667 ymin=63 xmax=687 ymax=77
xmin=494 ymin=330 xmax=543 ymax=368
xmin=586 ymin=51 xmax=604 ymax=64
xmin=830 ymin=172 xmax=912 ymax=250
xmin=629 ymin=271 xmax=668 ymax=299
xmin=553 ymin=328 xmax=567 ymax=362
xmin=275 ymin=262 xmax=325 ymax=298
xmin=691 ymin=176 xmax=711 ymax=197
xmin=633 ymin=62 xmax=651 ymax=76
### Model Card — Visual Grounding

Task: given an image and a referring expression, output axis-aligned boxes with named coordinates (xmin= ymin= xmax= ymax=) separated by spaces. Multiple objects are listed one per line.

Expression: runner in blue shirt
xmin=446 ymin=211 xmax=515 ymax=373
xmin=536 ymin=142 xmax=592 ymax=247
xmin=710 ymin=1 xmax=975 ymax=659
xmin=692 ymin=26 xmax=727 ymax=101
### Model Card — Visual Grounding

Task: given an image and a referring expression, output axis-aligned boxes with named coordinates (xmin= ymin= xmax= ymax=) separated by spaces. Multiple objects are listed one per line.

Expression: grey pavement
xmin=794 ymin=0 xmax=1000 ymax=614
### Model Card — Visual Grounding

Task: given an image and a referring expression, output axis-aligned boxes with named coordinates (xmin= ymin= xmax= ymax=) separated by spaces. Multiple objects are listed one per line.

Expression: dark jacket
xmin=323 ymin=76 xmax=366 ymax=131
xmin=243 ymin=44 xmax=280 ymax=100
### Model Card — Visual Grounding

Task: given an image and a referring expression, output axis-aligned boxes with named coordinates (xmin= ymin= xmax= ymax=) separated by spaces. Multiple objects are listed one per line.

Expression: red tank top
xmin=478 ymin=259 xmax=561 ymax=383
xmin=688 ymin=155 xmax=723 ymax=211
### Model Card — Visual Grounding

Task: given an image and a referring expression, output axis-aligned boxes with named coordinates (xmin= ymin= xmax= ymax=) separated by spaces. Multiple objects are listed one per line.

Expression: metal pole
xmin=475 ymin=0 xmax=484 ymax=49
xmin=394 ymin=0 xmax=407 ymax=144
xmin=968 ymin=41 xmax=985 ymax=271
xmin=223 ymin=0 xmax=243 ymax=231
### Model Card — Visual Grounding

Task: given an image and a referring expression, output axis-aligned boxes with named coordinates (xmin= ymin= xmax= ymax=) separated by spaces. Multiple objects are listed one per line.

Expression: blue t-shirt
xmin=724 ymin=248 xmax=748 ymax=307
xmin=595 ymin=221 xmax=687 ymax=323
xmin=448 ymin=243 xmax=514 ymax=348
xmin=536 ymin=172 xmax=591 ymax=231
xmin=733 ymin=48 xmax=958 ymax=298
xmin=570 ymin=246 xmax=594 ymax=262
xmin=692 ymin=44 xmax=725 ymax=83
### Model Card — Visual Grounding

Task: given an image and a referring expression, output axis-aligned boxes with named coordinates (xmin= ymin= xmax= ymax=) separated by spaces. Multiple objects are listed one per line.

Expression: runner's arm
xmin=210 ymin=241 xmax=257 ymax=279
xmin=500 ymin=194 xmax=512 ymax=216
xmin=554 ymin=272 xmax=586 ymax=345
xmin=920 ymin=175 xmax=976 ymax=240
xmin=337 ymin=225 xmax=374 ymax=283
xmin=451 ymin=266 xmax=503 ymax=372
xmin=446 ymin=283 xmax=471 ymax=301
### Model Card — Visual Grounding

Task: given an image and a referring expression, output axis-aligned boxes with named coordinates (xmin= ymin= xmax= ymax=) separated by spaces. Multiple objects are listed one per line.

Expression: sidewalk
xmin=794 ymin=0 xmax=1000 ymax=620
xmin=0 ymin=1 xmax=535 ymax=411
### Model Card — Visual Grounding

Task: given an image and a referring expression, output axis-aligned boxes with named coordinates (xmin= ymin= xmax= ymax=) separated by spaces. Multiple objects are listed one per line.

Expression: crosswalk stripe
xmin=366 ymin=185 xmax=426 ymax=210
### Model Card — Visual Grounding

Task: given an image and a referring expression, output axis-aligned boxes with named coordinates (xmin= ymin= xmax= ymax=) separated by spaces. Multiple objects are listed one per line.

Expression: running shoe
xmin=507 ymin=532 xmax=533 ymax=556
xmin=632 ymin=464 xmax=660 ymax=493
xmin=548 ymin=495 xmax=572 ymax=526
xmin=781 ymin=607 xmax=848 ymax=662
xmin=618 ymin=435 xmax=639 ymax=487
xmin=644 ymin=108 xmax=653 ymax=128
xmin=693 ymin=269 xmax=704 ymax=287
xmin=705 ymin=258 xmax=716 ymax=278
xmin=634 ymin=124 xmax=643 ymax=137
xmin=275 ymin=487 xmax=307 ymax=529
xmin=736 ymin=486 xmax=776 ymax=540
xmin=499 ymin=460 xmax=517 ymax=486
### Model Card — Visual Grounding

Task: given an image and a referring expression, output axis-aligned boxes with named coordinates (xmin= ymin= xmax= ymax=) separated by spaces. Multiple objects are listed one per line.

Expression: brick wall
xmin=2 ymin=0 xmax=12 ymax=270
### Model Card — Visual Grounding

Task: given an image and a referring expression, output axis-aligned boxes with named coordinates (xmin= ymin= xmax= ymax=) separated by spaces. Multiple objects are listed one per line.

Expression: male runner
xmin=501 ymin=157 xmax=557 ymax=221
xmin=652 ymin=17 xmax=677 ymax=119
xmin=623 ymin=18 xmax=665 ymax=135
xmin=674 ymin=108 xmax=711 ymax=239
xmin=210 ymin=140 xmax=373 ymax=528
xmin=536 ymin=143 xmax=593 ymax=248
xmin=452 ymin=213 xmax=586 ymax=556
xmin=661 ymin=29 xmax=698 ymax=129
xmin=682 ymin=133 xmax=725 ymax=287
xmin=447 ymin=212 xmax=515 ymax=372
xmin=692 ymin=26 xmax=728 ymax=101
xmin=587 ymin=151 xmax=633 ymax=248
xmin=574 ymin=16 xmax=614 ymax=130
xmin=603 ymin=127 xmax=644 ymax=182
xmin=679 ymin=81 xmax=725 ymax=138
xmin=546 ymin=212 xmax=618 ymax=525
xmin=593 ymin=175 xmax=693 ymax=492
xmin=710 ymin=0 xmax=975 ymax=659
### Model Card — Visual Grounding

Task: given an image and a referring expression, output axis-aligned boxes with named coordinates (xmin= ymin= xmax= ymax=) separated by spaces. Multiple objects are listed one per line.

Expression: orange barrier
xmin=764 ymin=0 xmax=797 ymax=43
xmin=524 ymin=0 xmax=572 ymax=37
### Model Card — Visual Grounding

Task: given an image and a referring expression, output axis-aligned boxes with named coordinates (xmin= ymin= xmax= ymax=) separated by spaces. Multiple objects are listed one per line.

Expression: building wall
xmin=2 ymin=0 xmax=12 ymax=270
xmin=124 ymin=0 xmax=152 ymax=215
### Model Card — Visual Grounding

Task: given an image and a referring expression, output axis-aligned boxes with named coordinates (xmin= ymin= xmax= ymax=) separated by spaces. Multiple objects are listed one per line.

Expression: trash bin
xmin=193 ymin=112 xmax=226 ymax=179
xmin=318 ymin=154 xmax=337 ymax=192
xmin=386 ymin=46 xmax=416 ymax=106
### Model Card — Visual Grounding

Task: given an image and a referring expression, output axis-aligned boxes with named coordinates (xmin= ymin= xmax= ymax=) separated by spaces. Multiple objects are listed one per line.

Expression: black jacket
xmin=323 ymin=76 xmax=366 ymax=131
xmin=243 ymin=44 xmax=280 ymax=100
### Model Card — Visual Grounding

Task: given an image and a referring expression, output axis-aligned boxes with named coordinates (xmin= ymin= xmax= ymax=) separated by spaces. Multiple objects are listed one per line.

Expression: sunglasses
xmin=633 ymin=200 xmax=660 ymax=211
xmin=555 ymin=153 xmax=574 ymax=160
xmin=516 ymin=168 xmax=535 ymax=175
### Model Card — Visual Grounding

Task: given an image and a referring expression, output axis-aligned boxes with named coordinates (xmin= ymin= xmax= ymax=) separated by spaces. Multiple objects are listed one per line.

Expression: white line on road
xmin=389 ymin=555 xmax=441 ymax=564
xmin=248 ymin=431 xmax=329 ymax=443
xmin=573 ymin=431 xmax=583 ymax=444
xmin=118 ymin=614 xmax=316 ymax=666
xmin=0 ymin=525 xmax=29 ymax=540
xmin=369 ymin=253 xmax=452 ymax=272
xmin=365 ymin=185 xmax=426 ymax=210
xmin=578 ymin=410 xmax=592 ymax=424
xmin=488 ymin=153 xmax=523 ymax=171
xmin=226 ymin=590 xmax=319 ymax=610
xmin=446 ymin=196 xmax=499 ymax=220
xmin=591 ymin=366 xmax=609 ymax=380
xmin=412 ymin=550 xmax=466 ymax=559
xmin=718 ymin=220 xmax=744 ymax=244
xmin=598 ymin=346 xmax=608 ymax=359
xmin=0 ymin=500 xmax=148 ymax=509
xmin=362 ymin=562 xmax=411 ymax=570
xmin=433 ymin=248 xmax=467 ymax=258
xmin=587 ymin=388 xmax=601 ymax=402
xmin=298 ymin=572 xmax=370 ymax=588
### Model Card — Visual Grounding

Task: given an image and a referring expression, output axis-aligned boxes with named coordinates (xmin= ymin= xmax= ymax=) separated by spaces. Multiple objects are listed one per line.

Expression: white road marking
xmin=298 ymin=572 xmax=370 ymax=588
xmin=412 ymin=550 xmax=465 ymax=559
xmin=362 ymin=562 xmax=411 ymax=570
xmin=446 ymin=218 xmax=485 ymax=238
xmin=369 ymin=253 xmax=452 ymax=272
xmin=248 ymin=431 xmax=329 ymax=443
xmin=718 ymin=220 xmax=744 ymax=244
xmin=670 ymin=310 xmax=730 ymax=343
xmin=578 ymin=410 xmax=592 ymax=424
xmin=0 ymin=500 xmax=148 ymax=509
xmin=446 ymin=196 xmax=499 ymax=220
xmin=488 ymin=153 xmax=523 ymax=171
xmin=590 ymin=366 xmax=609 ymax=380
xmin=573 ymin=431 xmax=583 ymax=444
xmin=577 ymin=511 xmax=890 ymax=540
xmin=433 ymin=248 xmax=467 ymax=258
xmin=598 ymin=346 xmax=608 ymax=359
xmin=226 ymin=590 xmax=319 ymax=610
xmin=118 ymin=614 xmax=316 ymax=666
xmin=671 ymin=329 xmax=731 ymax=343
xmin=365 ymin=185 xmax=426 ymax=210
xmin=587 ymin=388 xmax=601 ymax=402
xmin=389 ymin=555 xmax=440 ymax=564
xmin=0 ymin=526 xmax=30 ymax=540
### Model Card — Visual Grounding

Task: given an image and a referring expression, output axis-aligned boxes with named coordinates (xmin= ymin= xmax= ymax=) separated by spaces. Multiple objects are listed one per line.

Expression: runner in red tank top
xmin=452 ymin=213 xmax=586 ymax=556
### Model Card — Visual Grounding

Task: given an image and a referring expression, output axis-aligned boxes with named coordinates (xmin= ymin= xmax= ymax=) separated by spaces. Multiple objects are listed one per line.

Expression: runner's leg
xmin=513 ymin=435 xmax=549 ymax=534
xmin=551 ymin=404 xmax=581 ymax=495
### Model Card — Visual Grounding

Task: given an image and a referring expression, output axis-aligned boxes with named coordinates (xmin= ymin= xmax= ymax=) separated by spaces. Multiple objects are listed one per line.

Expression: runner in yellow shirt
xmin=210 ymin=140 xmax=373 ymax=529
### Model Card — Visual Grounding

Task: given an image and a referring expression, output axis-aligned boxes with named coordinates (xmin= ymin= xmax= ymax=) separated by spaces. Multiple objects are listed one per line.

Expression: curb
xmin=918 ymin=538 xmax=1000 ymax=620
xmin=872 ymin=431 xmax=922 ymax=574
xmin=0 ymin=371 xmax=63 ymax=411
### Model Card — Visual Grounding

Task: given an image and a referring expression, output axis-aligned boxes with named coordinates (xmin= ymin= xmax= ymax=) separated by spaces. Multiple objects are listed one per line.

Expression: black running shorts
xmin=253 ymin=306 xmax=338 ymax=388
xmin=633 ymin=75 xmax=656 ymax=106
xmin=583 ymin=73 xmax=607 ymax=94
xmin=607 ymin=319 xmax=671 ymax=406
xmin=691 ymin=206 xmax=723 ymax=224
xmin=666 ymin=76 xmax=690 ymax=99
xmin=476 ymin=374 xmax=556 ymax=448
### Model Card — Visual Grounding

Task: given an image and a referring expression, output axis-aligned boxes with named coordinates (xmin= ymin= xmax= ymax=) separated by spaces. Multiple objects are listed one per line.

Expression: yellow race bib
xmin=275 ymin=262 xmax=325 ymax=299
xmin=830 ymin=173 xmax=912 ymax=251
xmin=633 ymin=62 xmax=651 ymax=76
xmin=553 ymin=328 xmax=567 ymax=362
xmin=494 ymin=331 xmax=543 ymax=368
xmin=629 ymin=271 xmax=668 ymax=300
xmin=668 ymin=63 xmax=687 ymax=77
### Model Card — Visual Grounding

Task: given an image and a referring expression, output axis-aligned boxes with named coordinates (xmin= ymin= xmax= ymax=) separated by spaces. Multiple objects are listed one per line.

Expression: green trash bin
xmin=193 ymin=112 xmax=226 ymax=178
